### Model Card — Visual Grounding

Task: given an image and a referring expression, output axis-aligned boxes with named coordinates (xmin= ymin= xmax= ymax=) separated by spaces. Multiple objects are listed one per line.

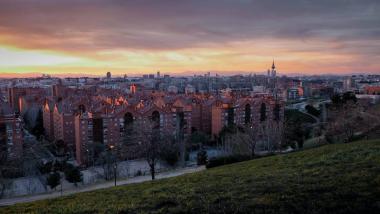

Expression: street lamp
xmin=86 ymin=149 xmax=89 ymax=167
xmin=109 ymin=145 xmax=117 ymax=186
xmin=113 ymin=163 xmax=117 ymax=186
xmin=60 ymin=173 xmax=63 ymax=196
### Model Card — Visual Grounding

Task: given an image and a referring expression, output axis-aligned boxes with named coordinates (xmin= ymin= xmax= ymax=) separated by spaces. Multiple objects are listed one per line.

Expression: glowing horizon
xmin=0 ymin=0 xmax=379 ymax=77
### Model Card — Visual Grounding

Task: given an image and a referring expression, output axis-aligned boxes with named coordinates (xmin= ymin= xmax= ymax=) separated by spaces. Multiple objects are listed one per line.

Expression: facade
xmin=0 ymin=103 xmax=23 ymax=159
xmin=37 ymin=78 xmax=285 ymax=166
xmin=52 ymin=83 xmax=67 ymax=98
xmin=75 ymin=112 xmax=93 ymax=165
xmin=364 ymin=86 xmax=380 ymax=95
xmin=8 ymin=87 xmax=46 ymax=113
xmin=43 ymin=100 xmax=55 ymax=141
xmin=287 ymin=87 xmax=300 ymax=100
xmin=210 ymin=95 xmax=284 ymax=137
xmin=53 ymin=104 xmax=76 ymax=153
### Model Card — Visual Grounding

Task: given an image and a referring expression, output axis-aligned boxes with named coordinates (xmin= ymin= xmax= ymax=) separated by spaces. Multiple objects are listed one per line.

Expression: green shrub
xmin=134 ymin=170 xmax=142 ymax=176
xmin=206 ymin=155 xmax=251 ymax=169
xmin=64 ymin=165 xmax=82 ymax=186
xmin=350 ymin=133 xmax=366 ymax=142
xmin=46 ymin=172 xmax=60 ymax=190
xmin=196 ymin=150 xmax=208 ymax=165
xmin=160 ymin=148 xmax=179 ymax=166
xmin=305 ymin=105 xmax=321 ymax=117
xmin=38 ymin=161 xmax=53 ymax=174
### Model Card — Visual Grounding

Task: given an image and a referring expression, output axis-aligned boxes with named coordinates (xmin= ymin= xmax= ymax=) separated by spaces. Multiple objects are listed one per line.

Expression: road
xmin=0 ymin=166 xmax=205 ymax=207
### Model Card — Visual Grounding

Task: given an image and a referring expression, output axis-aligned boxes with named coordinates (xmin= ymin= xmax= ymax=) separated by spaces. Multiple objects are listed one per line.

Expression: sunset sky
xmin=0 ymin=0 xmax=379 ymax=77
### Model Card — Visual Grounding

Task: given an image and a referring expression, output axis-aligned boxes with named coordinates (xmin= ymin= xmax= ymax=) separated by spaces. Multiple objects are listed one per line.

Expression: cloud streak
xmin=0 ymin=0 xmax=379 ymax=75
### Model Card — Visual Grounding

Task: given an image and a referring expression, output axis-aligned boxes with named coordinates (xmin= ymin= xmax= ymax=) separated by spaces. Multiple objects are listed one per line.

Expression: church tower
xmin=271 ymin=59 xmax=276 ymax=78
xmin=268 ymin=59 xmax=279 ymax=100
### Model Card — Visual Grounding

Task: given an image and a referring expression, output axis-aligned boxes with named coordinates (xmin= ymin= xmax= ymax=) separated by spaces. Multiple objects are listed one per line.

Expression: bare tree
xmin=133 ymin=119 xmax=166 ymax=180
xmin=98 ymin=146 xmax=116 ymax=181
xmin=0 ymin=143 xmax=9 ymax=198
xmin=224 ymin=125 xmax=263 ymax=157
xmin=0 ymin=143 xmax=27 ymax=198
xmin=160 ymin=134 xmax=180 ymax=167
xmin=362 ymin=103 xmax=380 ymax=139
xmin=264 ymin=122 xmax=283 ymax=152
xmin=327 ymin=101 xmax=363 ymax=143
xmin=324 ymin=92 xmax=380 ymax=143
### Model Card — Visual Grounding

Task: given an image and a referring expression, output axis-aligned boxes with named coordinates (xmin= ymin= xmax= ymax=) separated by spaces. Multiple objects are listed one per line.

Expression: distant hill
xmin=2 ymin=140 xmax=380 ymax=213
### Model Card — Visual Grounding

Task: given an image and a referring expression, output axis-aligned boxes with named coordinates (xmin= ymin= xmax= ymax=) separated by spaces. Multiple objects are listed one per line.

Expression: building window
xmin=244 ymin=104 xmax=251 ymax=124
xmin=260 ymin=103 xmax=267 ymax=122
xmin=273 ymin=104 xmax=281 ymax=121
xmin=227 ymin=107 xmax=234 ymax=127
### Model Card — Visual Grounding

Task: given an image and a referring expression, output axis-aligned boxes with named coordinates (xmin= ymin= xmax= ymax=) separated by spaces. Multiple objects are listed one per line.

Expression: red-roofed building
xmin=364 ymin=86 xmax=380 ymax=95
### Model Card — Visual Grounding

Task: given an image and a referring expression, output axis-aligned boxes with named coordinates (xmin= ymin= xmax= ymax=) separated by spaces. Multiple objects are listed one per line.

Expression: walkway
xmin=0 ymin=166 xmax=205 ymax=207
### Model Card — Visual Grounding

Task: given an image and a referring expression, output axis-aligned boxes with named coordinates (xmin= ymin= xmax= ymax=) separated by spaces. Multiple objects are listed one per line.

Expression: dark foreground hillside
xmin=2 ymin=140 xmax=380 ymax=214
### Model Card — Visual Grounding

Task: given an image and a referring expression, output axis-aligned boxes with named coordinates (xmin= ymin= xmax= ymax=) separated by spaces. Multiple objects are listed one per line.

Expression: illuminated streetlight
xmin=113 ymin=164 xmax=117 ymax=186
xmin=108 ymin=144 xmax=117 ymax=186
xmin=86 ymin=149 xmax=90 ymax=167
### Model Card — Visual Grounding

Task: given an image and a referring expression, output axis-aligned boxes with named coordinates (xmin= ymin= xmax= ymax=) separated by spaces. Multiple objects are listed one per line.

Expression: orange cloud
xmin=0 ymin=0 xmax=379 ymax=76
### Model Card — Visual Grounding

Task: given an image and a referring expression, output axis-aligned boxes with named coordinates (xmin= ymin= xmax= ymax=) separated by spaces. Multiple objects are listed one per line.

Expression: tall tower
xmin=271 ymin=60 xmax=276 ymax=78
xmin=271 ymin=59 xmax=279 ymax=100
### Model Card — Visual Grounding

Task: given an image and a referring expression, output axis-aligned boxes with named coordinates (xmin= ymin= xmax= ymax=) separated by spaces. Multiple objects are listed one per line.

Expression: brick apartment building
xmin=8 ymin=87 xmax=47 ymax=113
xmin=75 ymin=112 xmax=94 ymax=165
xmin=0 ymin=102 xmax=23 ymax=160
xmin=42 ymin=86 xmax=284 ymax=166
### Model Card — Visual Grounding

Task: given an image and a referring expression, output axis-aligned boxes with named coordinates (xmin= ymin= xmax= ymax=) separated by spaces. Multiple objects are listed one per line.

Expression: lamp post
xmin=113 ymin=163 xmax=117 ymax=186
xmin=86 ymin=149 xmax=89 ymax=167
xmin=60 ymin=173 xmax=63 ymax=196
xmin=109 ymin=145 xmax=116 ymax=186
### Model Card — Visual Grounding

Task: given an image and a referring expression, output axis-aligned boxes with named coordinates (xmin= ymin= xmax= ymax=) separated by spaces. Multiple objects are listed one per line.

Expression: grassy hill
xmin=2 ymin=140 xmax=380 ymax=214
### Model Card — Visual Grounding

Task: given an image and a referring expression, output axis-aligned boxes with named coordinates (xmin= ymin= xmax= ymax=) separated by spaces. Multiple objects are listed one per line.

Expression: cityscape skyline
xmin=0 ymin=0 xmax=379 ymax=77
xmin=1 ymin=1 xmax=380 ymax=212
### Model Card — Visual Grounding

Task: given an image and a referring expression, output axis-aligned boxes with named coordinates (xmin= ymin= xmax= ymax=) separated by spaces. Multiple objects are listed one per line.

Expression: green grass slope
xmin=2 ymin=140 xmax=380 ymax=214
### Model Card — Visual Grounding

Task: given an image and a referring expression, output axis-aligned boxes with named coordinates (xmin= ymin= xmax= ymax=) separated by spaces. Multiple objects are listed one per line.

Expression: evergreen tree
xmin=47 ymin=172 xmax=60 ymax=190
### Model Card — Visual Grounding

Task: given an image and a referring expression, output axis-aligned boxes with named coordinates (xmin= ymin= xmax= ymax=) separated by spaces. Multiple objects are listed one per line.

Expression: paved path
xmin=0 ymin=166 xmax=205 ymax=207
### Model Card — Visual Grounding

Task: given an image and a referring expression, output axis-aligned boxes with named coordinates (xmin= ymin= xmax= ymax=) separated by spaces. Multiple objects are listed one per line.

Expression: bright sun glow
xmin=0 ymin=47 xmax=83 ymax=67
